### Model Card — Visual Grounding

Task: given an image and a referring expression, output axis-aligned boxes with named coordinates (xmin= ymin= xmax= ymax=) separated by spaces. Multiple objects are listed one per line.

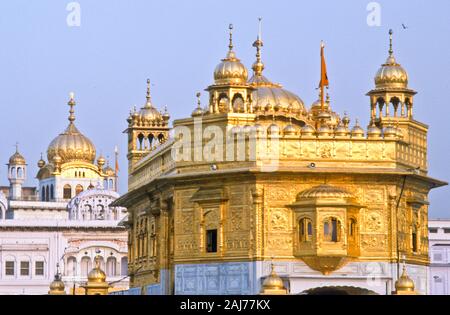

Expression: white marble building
xmin=429 ymin=219 xmax=450 ymax=295
xmin=0 ymin=94 xmax=128 ymax=295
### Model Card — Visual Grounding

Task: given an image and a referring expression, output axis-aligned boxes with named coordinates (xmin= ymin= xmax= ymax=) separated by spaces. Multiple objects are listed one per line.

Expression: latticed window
xmin=20 ymin=261 xmax=30 ymax=276
xmin=206 ymin=229 xmax=217 ymax=253
xmin=35 ymin=261 xmax=44 ymax=276
xmin=323 ymin=217 xmax=340 ymax=242
xmin=299 ymin=218 xmax=313 ymax=242
xmin=5 ymin=261 xmax=14 ymax=276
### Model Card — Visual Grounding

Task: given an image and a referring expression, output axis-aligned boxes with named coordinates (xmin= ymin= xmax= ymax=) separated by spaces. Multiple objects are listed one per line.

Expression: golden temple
xmin=113 ymin=24 xmax=446 ymax=295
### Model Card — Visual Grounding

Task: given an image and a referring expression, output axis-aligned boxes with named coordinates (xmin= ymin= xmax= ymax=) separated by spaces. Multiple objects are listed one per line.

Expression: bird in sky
xmin=402 ymin=23 xmax=408 ymax=29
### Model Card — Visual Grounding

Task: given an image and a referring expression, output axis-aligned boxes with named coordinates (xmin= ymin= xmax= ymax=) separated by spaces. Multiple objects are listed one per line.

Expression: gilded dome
xmin=383 ymin=125 xmax=397 ymax=138
xmin=395 ymin=266 xmax=415 ymax=292
xmin=131 ymin=80 xmax=166 ymax=125
xmin=301 ymin=124 xmax=316 ymax=137
xmin=374 ymin=30 xmax=408 ymax=89
xmin=250 ymin=85 xmax=306 ymax=115
xmin=351 ymin=120 xmax=365 ymax=138
xmin=283 ymin=124 xmax=298 ymax=136
xmin=367 ymin=123 xmax=382 ymax=138
xmin=9 ymin=147 xmax=26 ymax=165
xmin=374 ymin=55 xmax=408 ymax=89
xmin=214 ymin=51 xmax=248 ymax=85
xmin=49 ymin=275 xmax=65 ymax=292
xmin=48 ymin=123 xmax=96 ymax=164
xmin=334 ymin=122 xmax=349 ymax=137
xmin=262 ymin=264 xmax=285 ymax=291
xmin=88 ymin=256 xmax=107 ymax=283
xmin=297 ymin=184 xmax=354 ymax=201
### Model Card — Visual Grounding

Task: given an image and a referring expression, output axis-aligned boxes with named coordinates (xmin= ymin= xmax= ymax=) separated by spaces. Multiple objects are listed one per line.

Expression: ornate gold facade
xmin=115 ymin=27 xmax=446 ymax=294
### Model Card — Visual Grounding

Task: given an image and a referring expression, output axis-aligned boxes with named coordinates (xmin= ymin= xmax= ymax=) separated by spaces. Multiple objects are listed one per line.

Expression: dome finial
xmin=388 ymin=29 xmax=393 ymax=56
xmin=252 ymin=17 xmax=265 ymax=76
xmin=228 ymin=23 xmax=234 ymax=52
xmin=145 ymin=79 xmax=152 ymax=107
xmin=68 ymin=92 xmax=76 ymax=124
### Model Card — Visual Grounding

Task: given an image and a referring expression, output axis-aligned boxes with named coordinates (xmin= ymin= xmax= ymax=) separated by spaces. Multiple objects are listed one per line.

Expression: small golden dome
xmin=367 ymin=123 xmax=382 ymax=138
xmin=301 ymin=124 xmax=316 ymax=137
xmin=47 ymin=94 xmax=96 ymax=164
xmin=351 ymin=120 xmax=365 ymax=138
xmin=214 ymin=51 xmax=248 ymax=85
xmin=192 ymin=92 xmax=204 ymax=117
xmin=395 ymin=266 xmax=415 ymax=292
xmin=9 ymin=147 xmax=26 ymax=165
xmin=103 ymin=165 xmax=115 ymax=176
xmin=88 ymin=256 xmax=107 ymax=283
xmin=297 ymin=184 xmax=354 ymax=200
xmin=136 ymin=79 xmax=163 ymax=123
xmin=383 ymin=125 xmax=397 ymax=138
xmin=213 ymin=24 xmax=248 ymax=85
xmin=374 ymin=30 xmax=408 ymax=89
xmin=97 ymin=155 xmax=106 ymax=165
xmin=49 ymin=276 xmax=65 ymax=292
xmin=262 ymin=264 xmax=285 ymax=291
xmin=334 ymin=122 xmax=349 ymax=137
xmin=283 ymin=124 xmax=298 ymax=136
xmin=318 ymin=124 xmax=332 ymax=137
xmin=37 ymin=153 xmax=46 ymax=168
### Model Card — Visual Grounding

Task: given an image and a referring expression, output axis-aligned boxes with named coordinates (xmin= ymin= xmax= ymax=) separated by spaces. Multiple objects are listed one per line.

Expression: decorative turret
xmin=7 ymin=144 xmax=26 ymax=200
xmin=367 ymin=29 xmax=416 ymax=126
xmin=126 ymin=79 xmax=171 ymax=172
xmin=206 ymin=24 xmax=255 ymax=115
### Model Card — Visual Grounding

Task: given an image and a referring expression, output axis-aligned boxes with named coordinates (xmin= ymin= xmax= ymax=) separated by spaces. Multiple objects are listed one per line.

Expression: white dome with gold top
xmin=47 ymin=93 xmax=96 ymax=164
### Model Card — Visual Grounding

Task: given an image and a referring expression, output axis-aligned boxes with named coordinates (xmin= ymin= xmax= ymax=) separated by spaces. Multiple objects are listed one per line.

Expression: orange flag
xmin=114 ymin=145 xmax=119 ymax=173
xmin=319 ymin=42 xmax=329 ymax=88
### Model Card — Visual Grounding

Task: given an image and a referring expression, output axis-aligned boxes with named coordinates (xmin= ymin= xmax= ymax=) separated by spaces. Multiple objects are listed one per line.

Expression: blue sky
xmin=0 ymin=0 xmax=448 ymax=217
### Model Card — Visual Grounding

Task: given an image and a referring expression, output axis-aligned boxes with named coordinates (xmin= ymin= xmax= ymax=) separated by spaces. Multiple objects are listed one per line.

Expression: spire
xmin=252 ymin=17 xmax=265 ymax=76
xmin=388 ymin=29 xmax=393 ymax=56
xmin=228 ymin=23 xmax=234 ymax=52
xmin=145 ymin=79 xmax=152 ymax=107
xmin=68 ymin=92 xmax=76 ymax=124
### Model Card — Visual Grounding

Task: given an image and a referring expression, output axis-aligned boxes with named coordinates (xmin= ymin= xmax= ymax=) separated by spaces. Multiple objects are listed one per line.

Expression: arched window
xmin=17 ymin=167 xmax=23 ymax=178
xmin=349 ymin=218 xmax=357 ymax=239
xmin=109 ymin=179 xmax=114 ymax=190
xmin=97 ymin=256 xmax=105 ymax=271
xmin=97 ymin=205 xmax=105 ymax=220
xmin=232 ymin=94 xmax=245 ymax=112
xmin=324 ymin=217 xmax=340 ymax=242
xmin=80 ymin=257 xmax=91 ymax=277
xmin=412 ymin=226 xmax=418 ymax=252
xmin=106 ymin=257 xmax=117 ymax=277
xmin=103 ymin=179 xmax=108 ymax=189
xmin=41 ymin=186 xmax=46 ymax=201
xmin=63 ymin=184 xmax=72 ymax=199
xmin=75 ymin=184 xmax=83 ymax=196
xmin=10 ymin=167 xmax=16 ymax=178
xmin=147 ymin=134 xmax=154 ymax=149
xmin=218 ymin=95 xmax=229 ymax=112
xmin=45 ymin=185 xmax=49 ymax=201
xmin=50 ymin=184 xmax=54 ymax=200
xmin=137 ymin=133 xmax=144 ymax=150
xmin=66 ymin=256 xmax=77 ymax=276
xmin=120 ymin=257 xmax=128 ymax=276
xmin=299 ymin=218 xmax=313 ymax=242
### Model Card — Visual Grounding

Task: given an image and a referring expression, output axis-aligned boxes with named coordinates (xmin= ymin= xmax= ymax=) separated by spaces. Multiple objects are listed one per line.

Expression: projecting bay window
xmin=206 ymin=229 xmax=217 ymax=253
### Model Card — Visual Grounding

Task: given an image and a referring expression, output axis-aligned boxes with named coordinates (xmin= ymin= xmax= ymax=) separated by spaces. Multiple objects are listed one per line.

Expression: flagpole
xmin=320 ymin=41 xmax=325 ymax=113
xmin=114 ymin=145 xmax=119 ymax=193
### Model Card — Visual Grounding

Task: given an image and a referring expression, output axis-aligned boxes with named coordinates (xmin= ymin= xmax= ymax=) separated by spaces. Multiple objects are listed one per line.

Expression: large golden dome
xmin=213 ymin=24 xmax=248 ymax=85
xmin=248 ymin=36 xmax=306 ymax=116
xmin=47 ymin=94 xmax=96 ymax=164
